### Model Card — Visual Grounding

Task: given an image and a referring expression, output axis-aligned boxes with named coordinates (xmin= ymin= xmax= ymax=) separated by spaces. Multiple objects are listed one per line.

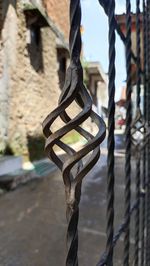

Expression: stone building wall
xmin=8 ymin=3 xmax=62 ymax=160
xmin=0 ymin=0 xmax=87 ymax=162
xmin=0 ymin=1 xmax=16 ymax=153
xmin=0 ymin=1 xmax=70 ymax=160
xmin=0 ymin=0 xmax=3 ymax=33
xmin=42 ymin=0 xmax=69 ymax=39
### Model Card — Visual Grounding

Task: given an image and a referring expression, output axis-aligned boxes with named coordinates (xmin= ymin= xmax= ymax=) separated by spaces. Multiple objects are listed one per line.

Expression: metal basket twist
xmin=42 ymin=0 xmax=106 ymax=264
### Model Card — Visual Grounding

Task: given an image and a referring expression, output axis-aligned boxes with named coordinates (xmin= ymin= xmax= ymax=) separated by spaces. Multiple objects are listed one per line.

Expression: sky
xmin=81 ymin=0 xmax=142 ymax=101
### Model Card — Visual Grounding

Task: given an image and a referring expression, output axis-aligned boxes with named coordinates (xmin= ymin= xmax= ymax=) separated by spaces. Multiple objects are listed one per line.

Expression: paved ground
xmin=0 ymin=134 xmax=136 ymax=266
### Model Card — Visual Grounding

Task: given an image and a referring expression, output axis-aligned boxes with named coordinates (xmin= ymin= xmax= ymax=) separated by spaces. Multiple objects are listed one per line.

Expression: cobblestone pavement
xmin=0 ymin=135 xmax=136 ymax=266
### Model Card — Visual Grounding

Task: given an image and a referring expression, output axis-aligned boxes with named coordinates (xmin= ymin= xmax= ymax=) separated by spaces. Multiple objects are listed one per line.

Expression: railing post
xmin=106 ymin=0 xmax=116 ymax=265
xmin=141 ymin=1 xmax=147 ymax=265
xmin=42 ymin=1 xmax=106 ymax=265
xmin=41 ymin=0 xmax=150 ymax=264
xmin=146 ymin=0 xmax=150 ymax=264
xmin=124 ymin=1 xmax=132 ymax=265
xmin=134 ymin=2 xmax=142 ymax=265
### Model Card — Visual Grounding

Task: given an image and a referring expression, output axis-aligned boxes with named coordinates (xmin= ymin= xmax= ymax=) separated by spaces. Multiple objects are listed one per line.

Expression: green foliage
xmin=62 ymin=130 xmax=82 ymax=145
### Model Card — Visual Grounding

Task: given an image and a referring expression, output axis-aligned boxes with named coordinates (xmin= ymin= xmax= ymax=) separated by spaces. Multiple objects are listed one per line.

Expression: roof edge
xmin=22 ymin=0 xmax=69 ymax=50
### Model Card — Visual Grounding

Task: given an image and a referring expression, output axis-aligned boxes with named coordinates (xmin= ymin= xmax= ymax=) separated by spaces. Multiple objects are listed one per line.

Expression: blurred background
xmin=0 ymin=0 xmax=144 ymax=265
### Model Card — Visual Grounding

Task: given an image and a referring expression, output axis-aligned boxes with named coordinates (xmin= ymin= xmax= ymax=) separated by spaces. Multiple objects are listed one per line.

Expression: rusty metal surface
xmin=105 ymin=1 xmax=116 ymax=265
xmin=123 ymin=1 xmax=132 ymax=265
xmin=41 ymin=0 xmax=150 ymax=265
xmin=97 ymin=0 xmax=150 ymax=265
xmin=42 ymin=0 xmax=106 ymax=264
xmin=146 ymin=0 xmax=150 ymax=263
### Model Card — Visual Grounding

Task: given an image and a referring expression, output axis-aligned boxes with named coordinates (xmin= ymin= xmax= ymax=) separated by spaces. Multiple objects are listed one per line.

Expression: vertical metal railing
xmin=134 ymin=2 xmax=141 ymax=265
xmin=106 ymin=1 xmax=116 ymax=265
xmin=141 ymin=1 xmax=147 ymax=265
xmin=124 ymin=1 xmax=132 ymax=265
xmin=43 ymin=0 xmax=150 ymax=265
xmin=43 ymin=0 xmax=106 ymax=265
xmin=146 ymin=1 xmax=150 ymax=264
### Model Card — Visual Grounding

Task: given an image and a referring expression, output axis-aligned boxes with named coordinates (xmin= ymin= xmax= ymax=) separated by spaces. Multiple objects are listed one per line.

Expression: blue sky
xmin=81 ymin=0 xmax=142 ymax=100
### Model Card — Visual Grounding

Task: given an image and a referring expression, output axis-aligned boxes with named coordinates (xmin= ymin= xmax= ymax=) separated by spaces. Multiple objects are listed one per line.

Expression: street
xmin=0 ymin=134 xmax=136 ymax=266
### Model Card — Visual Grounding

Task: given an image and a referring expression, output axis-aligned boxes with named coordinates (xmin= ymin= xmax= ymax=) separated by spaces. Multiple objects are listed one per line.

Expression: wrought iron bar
xmin=97 ymin=0 xmax=149 ymax=265
xmin=134 ymin=153 xmax=141 ymax=266
xmin=146 ymin=0 xmax=150 ymax=263
xmin=98 ymin=0 xmax=138 ymax=66
xmin=42 ymin=0 xmax=106 ymax=265
xmin=136 ymin=0 xmax=142 ymax=109
xmin=41 ymin=0 xmax=150 ymax=264
xmin=141 ymin=1 xmax=147 ymax=264
xmin=123 ymin=1 xmax=132 ymax=265
xmin=132 ymin=1 xmax=142 ymax=265
xmin=106 ymin=0 xmax=116 ymax=265
xmin=97 ymin=199 xmax=139 ymax=266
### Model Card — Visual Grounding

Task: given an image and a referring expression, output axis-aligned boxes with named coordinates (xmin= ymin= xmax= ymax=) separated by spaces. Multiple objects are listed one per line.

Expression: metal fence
xmin=43 ymin=0 xmax=150 ymax=265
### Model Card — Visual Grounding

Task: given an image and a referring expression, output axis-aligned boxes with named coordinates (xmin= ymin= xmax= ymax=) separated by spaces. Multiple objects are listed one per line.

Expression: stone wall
xmin=0 ymin=1 xmax=17 ymax=153
xmin=1 ymin=2 xmax=63 ymax=160
xmin=0 ymin=1 xmax=86 ymax=162
xmin=0 ymin=0 xmax=3 ymax=33
xmin=42 ymin=0 xmax=69 ymax=39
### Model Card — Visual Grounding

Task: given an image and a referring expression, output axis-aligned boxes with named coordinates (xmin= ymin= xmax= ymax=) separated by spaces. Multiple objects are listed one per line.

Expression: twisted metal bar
xmin=141 ymin=1 xmax=147 ymax=264
xmin=98 ymin=0 xmax=138 ymax=66
xmin=136 ymin=0 xmax=142 ymax=109
xmin=134 ymin=153 xmax=141 ymax=266
xmin=123 ymin=1 xmax=132 ymax=265
xmin=105 ymin=1 xmax=116 ymax=265
xmin=97 ymin=199 xmax=139 ymax=266
xmin=146 ymin=0 xmax=150 ymax=263
xmin=132 ymin=1 xmax=142 ymax=264
xmin=42 ymin=1 xmax=106 ymax=265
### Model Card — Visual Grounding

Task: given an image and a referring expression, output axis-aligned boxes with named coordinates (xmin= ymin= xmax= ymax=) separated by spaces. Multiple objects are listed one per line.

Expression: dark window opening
xmin=57 ymin=49 xmax=68 ymax=90
xmin=59 ymin=57 xmax=66 ymax=73
xmin=31 ymin=25 xmax=41 ymax=47
xmin=27 ymin=24 xmax=44 ymax=73
xmin=24 ymin=9 xmax=48 ymax=73
xmin=58 ymin=57 xmax=66 ymax=89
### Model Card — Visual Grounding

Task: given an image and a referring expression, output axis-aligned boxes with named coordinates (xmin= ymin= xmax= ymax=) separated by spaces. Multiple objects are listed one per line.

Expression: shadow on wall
xmin=27 ymin=135 xmax=46 ymax=162
xmin=27 ymin=24 xmax=44 ymax=73
xmin=0 ymin=1 xmax=16 ymax=37
xmin=2 ymin=144 xmax=14 ymax=156
xmin=25 ymin=9 xmax=46 ymax=73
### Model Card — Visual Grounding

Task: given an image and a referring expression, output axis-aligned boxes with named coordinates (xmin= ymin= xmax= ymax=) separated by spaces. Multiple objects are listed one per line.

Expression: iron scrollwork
xmin=42 ymin=0 xmax=106 ymax=264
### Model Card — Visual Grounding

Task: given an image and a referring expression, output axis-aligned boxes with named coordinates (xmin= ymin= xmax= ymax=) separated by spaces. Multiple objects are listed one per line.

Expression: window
xmin=57 ymin=49 xmax=68 ymax=90
xmin=25 ymin=9 xmax=48 ymax=73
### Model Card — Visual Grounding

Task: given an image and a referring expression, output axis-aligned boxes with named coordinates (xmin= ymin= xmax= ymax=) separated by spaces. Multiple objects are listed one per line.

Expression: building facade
xmin=116 ymin=13 xmax=144 ymax=118
xmin=0 ymin=0 xmax=69 ymax=161
xmin=85 ymin=61 xmax=108 ymax=116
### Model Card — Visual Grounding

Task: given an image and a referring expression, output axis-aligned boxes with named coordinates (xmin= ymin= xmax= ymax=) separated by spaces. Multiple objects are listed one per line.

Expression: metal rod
xmin=134 ymin=154 xmax=141 ymax=266
xmin=133 ymin=2 xmax=142 ymax=265
xmin=42 ymin=0 xmax=106 ymax=265
xmin=97 ymin=199 xmax=139 ymax=266
xmin=146 ymin=0 xmax=150 ymax=263
xmin=141 ymin=1 xmax=147 ymax=264
xmin=98 ymin=0 xmax=138 ymax=66
xmin=106 ymin=0 xmax=116 ymax=265
xmin=136 ymin=0 xmax=142 ymax=109
xmin=124 ymin=1 xmax=132 ymax=265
